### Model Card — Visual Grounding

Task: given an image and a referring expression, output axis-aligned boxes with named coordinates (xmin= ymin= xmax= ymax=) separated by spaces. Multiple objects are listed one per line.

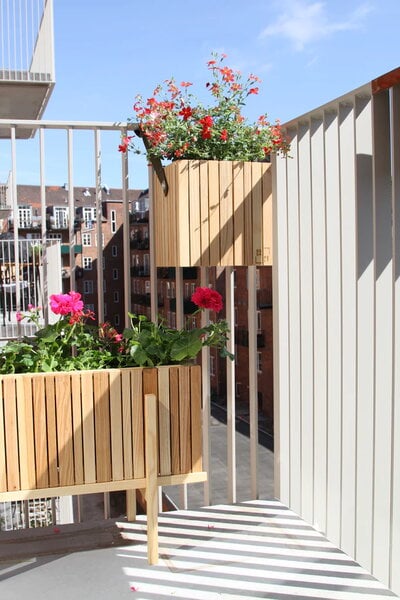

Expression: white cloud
xmin=259 ymin=1 xmax=374 ymax=51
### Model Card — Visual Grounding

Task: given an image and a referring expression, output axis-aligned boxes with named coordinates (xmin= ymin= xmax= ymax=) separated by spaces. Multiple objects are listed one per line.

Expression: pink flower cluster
xmin=49 ymin=291 xmax=84 ymax=316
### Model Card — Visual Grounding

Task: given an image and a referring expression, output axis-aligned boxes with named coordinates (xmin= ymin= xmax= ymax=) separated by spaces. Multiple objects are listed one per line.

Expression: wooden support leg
xmin=145 ymin=393 xmax=158 ymax=565
xmin=126 ymin=490 xmax=136 ymax=522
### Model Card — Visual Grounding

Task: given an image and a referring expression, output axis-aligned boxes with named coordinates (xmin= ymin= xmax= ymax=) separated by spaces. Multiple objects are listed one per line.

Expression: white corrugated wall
xmin=273 ymin=76 xmax=400 ymax=594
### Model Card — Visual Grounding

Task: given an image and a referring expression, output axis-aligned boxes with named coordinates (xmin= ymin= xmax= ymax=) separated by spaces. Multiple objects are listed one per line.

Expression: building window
xmin=144 ymin=253 xmax=150 ymax=274
xmin=82 ymin=233 xmax=92 ymax=247
xmin=54 ymin=207 xmax=68 ymax=229
xmin=113 ymin=268 xmax=118 ymax=280
xmin=112 ymin=245 xmax=118 ymax=257
xmin=257 ymin=311 xmax=262 ymax=333
xmin=191 ymin=282 xmax=196 ymax=295
xmin=113 ymin=291 xmax=119 ymax=303
xmin=83 ymin=257 xmax=93 ymax=270
xmin=170 ymin=282 xmax=175 ymax=299
xmin=27 ymin=233 xmax=41 ymax=240
xmin=47 ymin=233 xmax=62 ymax=240
xmin=103 ymin=279 xmax=107 ymax=293
xmin=83 ymin=280 xmax=93 ymax=294
xmin=83 ymin=207 xmax=96 ymax=228
xmin=114 ymin=314 xmax=120 ymax=326
xmin=145 ymin=280 xmax=151 ymax=294
xmin=257 ymin=352 xmax=262 ymax=373
xmin=184 ymin=282 xmax=190 ymax=299
xmin=111 ymin=209 xmax=117 ymax=233
xmin=18 ymin=207 xmax=32 ymax=228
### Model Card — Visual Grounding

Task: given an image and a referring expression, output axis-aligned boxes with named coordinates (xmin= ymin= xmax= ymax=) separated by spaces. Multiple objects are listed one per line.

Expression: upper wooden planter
xmin=152 ymin=159 xmax=272 ymax=267
xmin=0 ymin=365 xmax=204 ymax=500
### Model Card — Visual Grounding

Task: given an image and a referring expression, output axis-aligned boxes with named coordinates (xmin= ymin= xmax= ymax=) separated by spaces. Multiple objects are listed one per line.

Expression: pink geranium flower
xmin=50 ymin=291 xmax=84 ymax=316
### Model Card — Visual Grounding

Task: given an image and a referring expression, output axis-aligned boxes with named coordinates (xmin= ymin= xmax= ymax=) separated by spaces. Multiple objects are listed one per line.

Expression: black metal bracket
xmin=134 ymin=127 xmax=169 ymax=196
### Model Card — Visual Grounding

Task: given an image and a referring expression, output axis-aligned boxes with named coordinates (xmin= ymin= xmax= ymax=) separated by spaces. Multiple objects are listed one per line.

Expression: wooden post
xmin=145 ymin=393 xmax=158 ymax=564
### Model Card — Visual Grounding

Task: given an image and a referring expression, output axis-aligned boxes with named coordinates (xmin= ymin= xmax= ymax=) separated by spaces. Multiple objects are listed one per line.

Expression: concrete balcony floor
xmin=1 ymin=500 xmax=397 ymax=600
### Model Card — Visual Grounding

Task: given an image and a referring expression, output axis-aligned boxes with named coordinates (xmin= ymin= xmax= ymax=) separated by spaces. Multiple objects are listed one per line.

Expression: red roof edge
xmin=372 ymin=66 xmax=400 ymax=94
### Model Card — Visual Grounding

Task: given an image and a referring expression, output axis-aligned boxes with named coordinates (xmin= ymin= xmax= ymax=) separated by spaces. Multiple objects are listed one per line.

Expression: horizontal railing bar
xmin=0 ymin=119 xmax=139 ymax=131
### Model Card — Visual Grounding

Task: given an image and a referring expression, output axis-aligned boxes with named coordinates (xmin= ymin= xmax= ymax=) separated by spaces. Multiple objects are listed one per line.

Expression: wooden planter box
xmin=152 ymin=159 xmax=273 ymax=267
xmin=0 ymin=365 xmax=205 ymax=563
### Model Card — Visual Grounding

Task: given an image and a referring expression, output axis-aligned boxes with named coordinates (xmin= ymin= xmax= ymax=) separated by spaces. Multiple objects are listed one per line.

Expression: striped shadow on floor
xmin=116 ymin=499 xmax=398 ymax=600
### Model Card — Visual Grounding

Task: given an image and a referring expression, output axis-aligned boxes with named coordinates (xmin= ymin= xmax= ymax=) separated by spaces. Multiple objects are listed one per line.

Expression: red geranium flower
xmin=220 ymin=129 xmax=228 ymax=141
xmin=191 ymin=287 xmax=223 ymax=313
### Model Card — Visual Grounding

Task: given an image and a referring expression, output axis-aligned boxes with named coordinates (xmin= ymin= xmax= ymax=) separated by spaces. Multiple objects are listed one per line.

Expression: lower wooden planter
xmin=152 ymin=159 xmax=272 ymax=267
xmin=0 ymin=365 xmax=205 ymax=563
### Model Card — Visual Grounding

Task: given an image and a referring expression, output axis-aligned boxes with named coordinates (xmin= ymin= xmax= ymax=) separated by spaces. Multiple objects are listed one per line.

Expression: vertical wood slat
xmin=158 ymin=366 xmax=172 ymax=476
xmin=81 ymin=371 xmax=96 ymax=484
xmin=169 ymin=367 xmax=180 ymax=474
xmin=56 ymin=374 xmax=74 ymax=486
xmin=109 ymin=370 xmax=123 ymax=481
xmin=94 ymin=370 xmax=111 ymax=483
xmin=179 ymin=366 xmax=191 ymax=474
xmin=16 ymin=376 xmax=36 ymax=490
xmin=45 ymin=376 xmax=59 ymax=488
xmin=190 ymin=365 xmax=202 ymax=472
xmin=188 ymin=160 xmax=201 ymax=265
xmin=3 ymin=378 xmax=20 ymax=491
xmin=232 ymin=161 xmax=244 ymax=265
xmin=153 ymin=160 xmax=272 ymax=267
xmin=208 ymin=161 xmax=220 ymax=266
xmin=71 ymin=374 xmax=84 ymax=485
xmin=131 ymin=368 xmax=145 ymax=479
xmin=121 ymin=369 xmax=133 ymax=479
xmin=219 ymin=161 xmax=234 ymax=265
xmin=33 ymin=376 xmax=49 ymax=488
xmin=199 ymin=160 xmax=210 ymax=266
xmin=261 ymin=163 xmax=273 ymax=265
xmin=0 ymin=382 xmax=7 ymax=492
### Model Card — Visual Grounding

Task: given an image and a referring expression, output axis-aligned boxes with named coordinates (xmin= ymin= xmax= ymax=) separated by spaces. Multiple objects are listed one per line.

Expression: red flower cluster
xmin=191 ymin=287 xmax=223 ymax=313
xmin=118 ymin=135 xmax=133 ymax=154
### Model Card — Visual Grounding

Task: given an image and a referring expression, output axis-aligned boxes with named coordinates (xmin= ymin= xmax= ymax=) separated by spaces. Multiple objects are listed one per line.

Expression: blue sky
xmin=8 ymin=0 xmax=400 ymax=189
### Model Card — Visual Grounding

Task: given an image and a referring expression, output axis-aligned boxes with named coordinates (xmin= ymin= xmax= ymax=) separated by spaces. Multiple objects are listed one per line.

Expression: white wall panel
xmin=274 ymin=79 xmax=400 ymax=595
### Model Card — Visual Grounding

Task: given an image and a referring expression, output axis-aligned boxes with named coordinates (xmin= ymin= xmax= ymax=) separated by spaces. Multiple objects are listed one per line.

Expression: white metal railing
xmin=0 ymin=0 xmax=54 ymax=82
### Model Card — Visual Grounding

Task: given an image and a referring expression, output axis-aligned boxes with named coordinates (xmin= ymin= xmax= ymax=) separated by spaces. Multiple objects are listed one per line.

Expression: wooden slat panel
xmin=33 ymin=376 xmax=49 ymax=488
xmin=169 ymin=366 xmax=180 ymax=474
xmin=190 ymin=365 xmax=202 ymax=472
xmin=199 ymin=160 xmax=210 ymax=266
xmin=232 ymin=161 xmax=244 ymax=265
xmin=219 ymin=161 xmax=234 ymax=265
xmin=179 ymin=366 xmax=191 ymax=474
xmin=94 ymin=370 xmax=111 ymax=483
xmin=16 ymin=376 xmax=36 ymax=490
xmin=0 ymin=383 xmax=8 ymax=491
xmin=121 ymin=369 xmax=133 ymax=479
xmin=251 ymin=162 xmax=263 ymax=265
xmin=243 ymin=161 xmax=253 ymax=265
xmin=261 ymin=163 xmax=273 ymax=265
xmin=131 ymin=368 xmax=145 ymax=478
xmin=81 ymin=371 xmax=96 ymax=483
xmin=208 ymin=161 xmax=220 ymax=266
xmin=143 ymin=368 xmax=158 ymax=475
xmin=109 ymin=370 xmax=124 ymax=481
xmin=71 ymin=373 xmax=84 ymax=485
xmin=45 ymin=376 xmax=59 ymax=488
xmin=189 ymin=160 xmax=201 ymax=265
xmin=158 ymin=366 xmax=171 ymax=476
xmin=56 ymin=374 xmax=74 ymax=486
